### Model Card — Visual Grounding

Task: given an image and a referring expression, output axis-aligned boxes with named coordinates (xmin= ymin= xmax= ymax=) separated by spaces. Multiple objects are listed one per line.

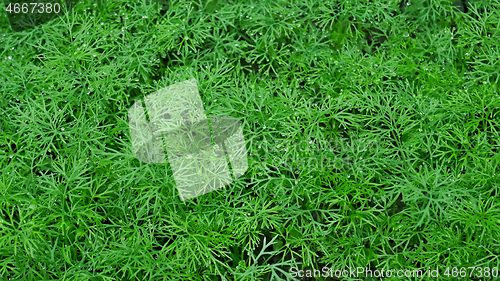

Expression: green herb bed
xmin=1 ymin=0 xmax=500 ymax=280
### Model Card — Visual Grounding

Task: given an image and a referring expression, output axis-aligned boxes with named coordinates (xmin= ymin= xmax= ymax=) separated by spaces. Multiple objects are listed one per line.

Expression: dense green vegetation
xmin=1 ymin=0 xmax=500 ymax=280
